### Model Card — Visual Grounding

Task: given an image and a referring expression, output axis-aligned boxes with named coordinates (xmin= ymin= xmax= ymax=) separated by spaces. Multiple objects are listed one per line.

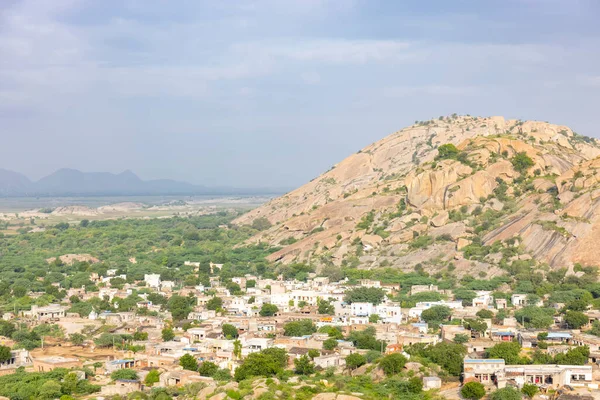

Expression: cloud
xmin=1 ymin=0 xmax=600 ymax=187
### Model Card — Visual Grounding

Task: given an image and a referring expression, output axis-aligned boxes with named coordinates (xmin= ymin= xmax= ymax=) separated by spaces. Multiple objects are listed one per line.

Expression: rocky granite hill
xmin=234 ymin=115 xmax=600 ymax=277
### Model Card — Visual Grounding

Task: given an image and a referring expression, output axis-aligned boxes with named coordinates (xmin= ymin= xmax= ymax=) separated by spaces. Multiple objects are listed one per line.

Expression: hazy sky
xmin=2 ymin=0 xmax=600 ymax=188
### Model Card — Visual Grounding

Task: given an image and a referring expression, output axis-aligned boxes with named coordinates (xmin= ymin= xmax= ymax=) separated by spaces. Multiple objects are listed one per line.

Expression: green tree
xmin=406 ymin=341 xmax=466 ymax=376
xmin=251 ymin=217 xmax=272 ymax=231
xmin=453 ymin=333 xmax=470 ymax=344
xmin=111 ymin=369 xmax=138 ymax=380
xmin=514 ymin=306 xmax=555 ymax=329
xmin=554 ymin=346 xmax=589 ymax=365
xmin=420 ymin=305 xmax=452 ymax=325
xmin=511 ymin=152 xmax=534 ymax=173
xmin=283 ymin=319 xmax=316 ymax=336
xmin=379 ymin=353 xmax=407 ymax=376
xmin=294 ymin=355 xmax=315 ymax=375
xmin=0 ymin=345 xmax=11 ymax=362
xmin=490 ymin=387 xmax=522 ymax=400
xmin=347 ymin=326 xmax=386 ymax=351
xmin=234 ymin=348 xmax=288 ymax=381
xmin=39 ymin=380 xmax=63 ymax=400
xmin=61 ymin=372 xmax=78 ymax=394
xmin=318 ymin=299 xmax=335 ymax=315
xmin=461 ymin=382 xmax=486 ymax=400
xmin=476 ymin=309 xmax=494 ymax=319
xmin=161 ymin=327 xmax=175 ymax=342
xmin=233 ymin=339 xmax=242 ymax=359
xmin=486 ymin=342 xmax=523 ymax=364
xmin=69 ymin=333 xmax=85 ymax=346
xmin=436 ymin=143 xmax=460 ymax=160
xmin=198 ymin=361 xmax=219 ymax=377
xmin=213 ymin=368 xmax=232 ymax=381
xmin=464 ymin=318 xmax=488 ymax=334
xmin=344 ymin=287 xmax=386 ymax=305
xmin=222 ymin=324 xmax=239 ymax=339
xmin=521 ymin=383 xmax=538 ymax=399
xmin=145 ymin=369 xmax=160 ymax=386
xmin=167 ymin=295 xmax=192 ymax=320
xmin=180 ymin=354 xmax=199 ymax=371
xmin=259 ymin=303 xmax=279 ymax=317
xmin=345 ymin=353 xmax=366 ymax=370
xmin=369 ymin=314 xmax=380 ymax=323
xmin=133 ymin=331 xmax=148 ymax=341
xmin=0 ymin=321 xmax=16 ymax=337
xmin=323 ymin=338 xmax=339 ymax=350
xmin=565 ymin=310 xmax=588 ymax=329
xmin=206 ymin=296 xmax=223 ymax=311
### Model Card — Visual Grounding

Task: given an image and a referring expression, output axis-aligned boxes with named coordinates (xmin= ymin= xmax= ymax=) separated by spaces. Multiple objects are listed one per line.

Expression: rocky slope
xmin=234 ymin=116 xmax=600 ymax=276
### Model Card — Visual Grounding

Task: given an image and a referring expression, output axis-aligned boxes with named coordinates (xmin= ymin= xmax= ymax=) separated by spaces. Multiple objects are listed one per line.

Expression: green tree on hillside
xmin=511 ymin=152 xmax=534 ymax=173
xmin=436 ymin=144 xmax=460 ymax=160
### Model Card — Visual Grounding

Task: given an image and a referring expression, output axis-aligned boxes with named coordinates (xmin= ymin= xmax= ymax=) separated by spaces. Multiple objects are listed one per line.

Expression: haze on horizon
xmin=1 ymin=0 xmax=600 ymax=189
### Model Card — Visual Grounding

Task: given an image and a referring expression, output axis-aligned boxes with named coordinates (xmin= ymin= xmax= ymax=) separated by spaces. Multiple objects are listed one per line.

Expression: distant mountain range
xmin=0 ymin=168 xmax=279 ymax=196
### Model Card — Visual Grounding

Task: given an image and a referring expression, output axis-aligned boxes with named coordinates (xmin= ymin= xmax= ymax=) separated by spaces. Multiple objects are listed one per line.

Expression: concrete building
xmin=463 ymin=357 xmax=594 ymax=389
xmin=144 ymin=274 xmax=161 ymax=288
xmin=0 ymin=349 xmax=32 ymax=372
xmin=423 ymin=376 xmax=442 ymax=389
xmin=28 ymin=304 xmax=67 ymax=320
xmin=33 ymin=356 xmax=81 ymax=372
xmin=100 ymin=380 xmax=142 ymax=396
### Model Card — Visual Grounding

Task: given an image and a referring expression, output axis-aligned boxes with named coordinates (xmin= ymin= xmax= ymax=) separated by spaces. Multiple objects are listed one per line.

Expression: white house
xmin=144 ymin=274 xmax=161 ymax=288
xmin=351 ymin=302 xmax=375 ymax=317
xmin=472 ymin=291 xmax=494 ymax=308
xmin=376 ymin=304 xmax=403 ymax=324
xmin=409 ymin=301 xmax=463 ymax=319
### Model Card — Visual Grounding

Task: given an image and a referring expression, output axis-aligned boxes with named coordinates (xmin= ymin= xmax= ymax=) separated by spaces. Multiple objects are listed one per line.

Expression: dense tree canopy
xmin=234 ymin=348 xmax=288 ymax=381
xmin=283 ymin=319 xmax=317 ymax=337
xmin=259 ymin=303 xmax=279 ymax=317
xmin=343 ymin=287 xmax=386 ymax=305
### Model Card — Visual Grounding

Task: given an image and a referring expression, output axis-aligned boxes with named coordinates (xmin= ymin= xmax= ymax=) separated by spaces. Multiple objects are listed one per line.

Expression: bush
xmin=461 ymin=382 xmax=486 ymax=400
xmin=379 ymin=353 xmax=407 ymax=376
xmin=521 ymin=383 xmax=538 ymax=398
xmin=490 ymin=387 xmax=522 ymax=400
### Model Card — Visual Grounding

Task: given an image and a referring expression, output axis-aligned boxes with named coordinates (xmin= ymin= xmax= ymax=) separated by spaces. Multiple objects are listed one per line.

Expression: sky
xmin=1 ymin=0 xmax=600 ymax=189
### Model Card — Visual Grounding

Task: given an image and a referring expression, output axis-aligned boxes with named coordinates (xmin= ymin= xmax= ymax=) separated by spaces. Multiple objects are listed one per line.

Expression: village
xmin=1 ymin=259 xmax=600 ymax=400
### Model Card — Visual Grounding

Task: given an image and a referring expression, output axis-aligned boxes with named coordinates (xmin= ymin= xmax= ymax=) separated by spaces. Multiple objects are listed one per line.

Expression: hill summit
xmin=234 ymin=115 xmax=600 ymax=277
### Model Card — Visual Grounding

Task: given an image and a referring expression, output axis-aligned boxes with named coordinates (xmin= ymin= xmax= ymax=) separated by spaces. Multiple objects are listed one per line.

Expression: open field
xmin=0 ymin=194 xmax=272 ymax=235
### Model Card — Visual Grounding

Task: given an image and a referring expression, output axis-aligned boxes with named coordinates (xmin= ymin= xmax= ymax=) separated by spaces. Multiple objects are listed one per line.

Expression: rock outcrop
xmin=234 ymin=116 xmax=600 ymax=273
